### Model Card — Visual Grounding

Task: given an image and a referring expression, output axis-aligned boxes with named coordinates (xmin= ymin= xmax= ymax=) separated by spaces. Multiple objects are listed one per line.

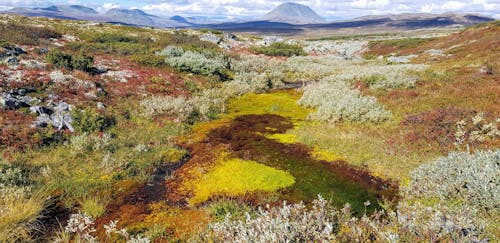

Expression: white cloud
xmin=420 ymin=3 xmax=435 ymax=13
xmin=97 ymin=3 xmax=120 ymax=13
xmin=351 ymin=0 xmax=390 ymax=9
xmin=0 ymin=5 xmax=14 ymax=11
xmin=441 ymin=1 xmax=466 ymax=11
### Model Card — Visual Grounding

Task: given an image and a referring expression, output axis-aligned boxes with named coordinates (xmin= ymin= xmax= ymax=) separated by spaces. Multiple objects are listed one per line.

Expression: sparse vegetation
xmin=252 ymin=42 xmax=306 ymax=57
xmin=0 ymin=14 xmax=498 ymax=242
xmin=0 ymin=22 xmax=61 ymax=45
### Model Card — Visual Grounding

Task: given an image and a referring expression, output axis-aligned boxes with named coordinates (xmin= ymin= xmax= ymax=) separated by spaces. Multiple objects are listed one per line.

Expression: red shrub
xmin=401 ymin=107 xmax=475 ymax=152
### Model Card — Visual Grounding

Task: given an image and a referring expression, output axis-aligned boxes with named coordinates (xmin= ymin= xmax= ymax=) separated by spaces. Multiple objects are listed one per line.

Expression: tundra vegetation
xmin=0 ymin=14 xmax=498 ymax=242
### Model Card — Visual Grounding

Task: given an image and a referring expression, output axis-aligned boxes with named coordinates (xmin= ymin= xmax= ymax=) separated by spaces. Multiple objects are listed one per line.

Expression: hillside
xmin=0 ymin=14 xmax=498 ymax=242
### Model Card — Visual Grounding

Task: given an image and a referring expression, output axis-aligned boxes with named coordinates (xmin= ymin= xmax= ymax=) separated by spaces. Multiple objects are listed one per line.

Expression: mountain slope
xmin=262 ymin=2 xmax=324 ymax=24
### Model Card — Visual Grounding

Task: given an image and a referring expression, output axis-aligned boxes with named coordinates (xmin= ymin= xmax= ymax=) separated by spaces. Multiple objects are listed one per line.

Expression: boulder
xmin=0 ymin=45 xmax=26 ymax=64
xmin=30 ymin=101 xmax=75 ymax=132
xmin=30 ymin=106 xmax=54 ymax=115
xmin=200 ymin=33 xmax=221 ymax=44
xmin=224 ymin=32 xmax=239 ymax=41
xmin=33 ymin=114 xmax=51 ymax=128
xmin=1 ymin=93 xmax=32 ymax=109
xmin=97 ymin=102 xmax=106 ymax=110
xmin=50 ymin=102 xmax=75 ymax=132
xmin=7 ymin=57 xmax=19 ymax=66
xmin=387 ymin=55 xmax=417 ymax=64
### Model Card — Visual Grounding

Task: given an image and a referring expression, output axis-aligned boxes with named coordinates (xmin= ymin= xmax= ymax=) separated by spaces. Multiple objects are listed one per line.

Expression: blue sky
xmin=1 ymin=0 xmax=499 ymax=20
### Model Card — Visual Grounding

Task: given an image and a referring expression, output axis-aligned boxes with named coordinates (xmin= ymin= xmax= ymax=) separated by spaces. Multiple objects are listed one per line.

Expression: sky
xmin=0 ymin=0 xmax=499 ymax=20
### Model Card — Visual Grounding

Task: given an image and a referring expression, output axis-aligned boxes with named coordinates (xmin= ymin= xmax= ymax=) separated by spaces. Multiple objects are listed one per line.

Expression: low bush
xmin=71 ymin=109 xmax=115 ymax=133
xmin=46 ymin=49 xmax=94 ymax=72
xmin=252 ymin=42 xmax=306 ymax=57
xmin=130 ymin=53 xmax=165 ymax=67
xmin=46 ymin=49 xmax=72 ymax=70
xmin=204 ymin=195 xmax=488 ymax=242
xmin=407 ymin=149 xmax=500 ymax=212
xmin=70 ymin=53 xmax=94 ymax=72
xmin=299 ymin=80 xmax=391 ymax=123
xmin=140 ymin=95 xmax=194 ymax=122
xmin=207 ymin=200 xmax=255 ymax=222
xmin=157 ymin=46 xmax=230 ymax=78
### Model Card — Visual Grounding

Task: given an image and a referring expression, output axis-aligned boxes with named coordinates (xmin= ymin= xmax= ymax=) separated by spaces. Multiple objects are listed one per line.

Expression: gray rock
xmin=1 ymin=93 xmax=32 ymax=109
xmin=387 ymin=55 xmax=417 ymax=64
xmin=33 ymin=113 xmax=51 ymax=128
xmin=200 ymin=33 xmax=221 ymax=44
xmin=30 ymin=101 xmax=75 ymax=132
xmin=97 ymin=102 xmax=106 ymax=110
xmin=0 ymin=45 xmax=26 ymax=64
xmin=7 ymin=57 xmax=19 ymax=66
xmin=30 ymin=106 xmax=53 ymax=115
xmin=50 ymin=102 xmax=74 ymax=132
xmin=262 ymin=36 xmax=284 ymax=46
xmin=224 ymin=32 xmax=238 ymax=41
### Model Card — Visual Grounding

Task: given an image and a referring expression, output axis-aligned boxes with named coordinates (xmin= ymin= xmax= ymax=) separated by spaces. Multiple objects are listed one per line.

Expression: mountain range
xmin=2 ymin=3 xmax=495 ymax=31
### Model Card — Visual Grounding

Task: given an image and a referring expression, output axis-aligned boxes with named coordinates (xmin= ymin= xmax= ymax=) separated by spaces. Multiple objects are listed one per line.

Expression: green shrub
xmin=130 ymin=53 xmax=165 ymax=67
xmin=46 ymin=49 xmax=73 ymax=70
xmin=46 ymin=49 xmax=94 ymax=72
xmin=71 ymin=109 xmax=115 ymax=133
xmin=252 ymin=42 xmax=306 ymax=57
xmin=71 ymin=53 xmax=94 ymax=72
xmin=207 ymin=200 xmax=255 ymax=222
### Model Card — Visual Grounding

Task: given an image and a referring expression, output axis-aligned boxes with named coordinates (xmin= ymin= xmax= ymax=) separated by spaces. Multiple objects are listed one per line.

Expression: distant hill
xmin=204 ymin=13 xmax=495 ymax=34
xmin=3 ymin=5 xmax=189 ymax=27
xmin=349 ymin=13 xmax=495 ymax=28
xmin=262 ymin=2 xmax=324 ymax=24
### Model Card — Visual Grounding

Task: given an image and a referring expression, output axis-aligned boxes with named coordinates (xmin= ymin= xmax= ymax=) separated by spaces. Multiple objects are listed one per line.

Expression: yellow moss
xmin=225 ymin=90 xmax=311 ymax=122
xmin=182 ymin=117 xmax=231 ymax=144
xmin=311 ymin=147 xmax=344 ymax=162
xmin=266 ymin=133 xmax=298 ymax=144
xmin=188 ymin=156 xmax=295 ymax=205
xmin=144 ymin=202 xmax=179 ymax=226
